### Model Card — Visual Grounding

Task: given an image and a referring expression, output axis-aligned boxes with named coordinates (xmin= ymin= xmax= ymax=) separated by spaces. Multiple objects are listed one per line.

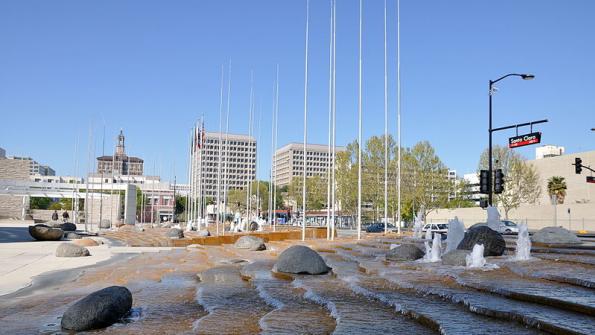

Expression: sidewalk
xmin=0 ymin=222 xmax=170 ymax=296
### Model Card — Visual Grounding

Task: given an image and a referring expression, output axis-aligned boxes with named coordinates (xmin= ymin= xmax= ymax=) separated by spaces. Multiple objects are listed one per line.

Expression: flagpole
xmin=273 ymin=65 xmax=279 ymax=232
xmin=302 ymin=0 xmax=310 ymax=241
xmin=331 ymin=0 xmax=337 ymax=241
xmin=326 ymin=0 xmax=333 ymax=240
xmin=222 ymin=60 xmax=232 ymax=234
xmin=357 ymin=0 xmax=363 ymax=241
xmin=246 ymin=71 xmax=254 ymax=228
xmin=383 ymin=0 xmax=389 ymax=234
xmin=397 ymin=0 xmax=402 ymax=235
xmin=216 ymin=65 xmax=225 ymax=236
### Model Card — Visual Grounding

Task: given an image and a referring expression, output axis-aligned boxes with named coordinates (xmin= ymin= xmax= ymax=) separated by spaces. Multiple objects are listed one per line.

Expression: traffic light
xmin=479 ymin=199 xmax=488 ymax=209
xmin=494 ymin=169 xmax=505 ymax=194
xmin=479 ymin=170 xmax=490 ymax=194
xmin=575 ymin=157 xmax=582 ymax=174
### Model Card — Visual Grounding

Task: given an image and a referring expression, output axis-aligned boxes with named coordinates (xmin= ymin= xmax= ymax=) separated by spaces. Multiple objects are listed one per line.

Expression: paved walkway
xmin=0 ymin=222 xmax=171 ymax=296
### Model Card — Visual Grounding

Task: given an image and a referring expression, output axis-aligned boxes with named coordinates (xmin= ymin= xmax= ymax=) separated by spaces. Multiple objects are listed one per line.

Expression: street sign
xmin=587 ymin=176 xmax=595 ymax=184
xmin=509 ymin=132 xmax=541 ymax=148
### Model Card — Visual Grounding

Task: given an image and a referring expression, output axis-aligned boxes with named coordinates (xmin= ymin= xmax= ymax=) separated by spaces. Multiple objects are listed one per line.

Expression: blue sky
xmin=1 ymin=0 xmax=594 ymax=182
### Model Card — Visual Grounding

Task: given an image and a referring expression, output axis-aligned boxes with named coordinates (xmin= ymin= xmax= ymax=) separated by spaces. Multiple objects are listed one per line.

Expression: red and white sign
xmin=509 ymin=132 xmax=541 ymax=148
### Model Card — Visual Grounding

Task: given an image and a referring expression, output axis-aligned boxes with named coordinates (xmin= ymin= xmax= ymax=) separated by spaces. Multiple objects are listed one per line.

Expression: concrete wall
xmin=0 ymin=195 xmax=27 ymax=219
xmin=427 ymin=202 xmax=595 ymax=231
xmin=0 ymin=159 xmax=30 ymax=180
xmin=85 ymin=194 xmax=121 ymax=226
xmin=528 ymin=150 xmax=595 ymax=205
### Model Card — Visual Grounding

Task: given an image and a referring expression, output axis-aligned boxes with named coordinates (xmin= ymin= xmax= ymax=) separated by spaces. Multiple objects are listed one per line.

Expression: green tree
xmin=288 ymin=176 xmax=327 ymax=211
xmin=479 ymin=145 xmax=541 ymax=218
xmin=30 ymin=197 xmax=51 ymax=210
xmin=547 ymin=176 xmax=567 ymax=204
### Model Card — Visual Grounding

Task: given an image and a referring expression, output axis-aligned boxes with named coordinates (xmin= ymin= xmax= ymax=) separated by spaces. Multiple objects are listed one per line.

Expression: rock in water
xmin=385 ymin=244 xmax=424 ymax=261
xmin=28 ymin=224 xmax=63 ymax=241
xmin=197 ymin=230 xmax=211 ymax=237
xmin=166 ymin=228 xmax=184 ymax=239
xmin=55 ymin=243 xmax=91 ymax=257
xmin=99 ymin=219 xmax=111 ymax=229
xmin=531 ymin=226 xmax=582 ymax=246
xmin=457 ymin=226 xmax=505 ymax=256
xmin=442 ymin=249 xmax=470 ymax=266
xmin=275 ymin=245 xmax=330 ymax=274
xmin=234 ymin=235 xmax=266 ymax=251
xmin=61 ymin=286 xmax=133 ymax=331
xmin=64 ymin=232 xmax=82 ymax=240
xmin=248 ymin=221 xmax=259 ymax=231
xmin=59 ymin=222 xmax=77 ymax=231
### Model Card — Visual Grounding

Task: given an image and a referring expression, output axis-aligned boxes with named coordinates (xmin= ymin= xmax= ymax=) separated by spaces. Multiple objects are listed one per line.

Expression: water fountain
xmin=445 ymin=216 xmax=465 ymax=253
xmin=466 ymin=244 xmax=486 ymax=268
xmin=423 ymin=230 xmax=442 ymax=262
xmin=486 ymin=206 xmax=500 ymax=231
xmin=515 ymin=222 xmax=531 ymax=261
xmin=413 ymin=209 xmax=424 ymax=238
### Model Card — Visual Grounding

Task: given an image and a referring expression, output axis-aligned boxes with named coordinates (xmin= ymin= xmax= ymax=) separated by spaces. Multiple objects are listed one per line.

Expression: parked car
xmin=365 ymin=222 xmax=396 ymax=233
xmin=422 ymin=223 xmax=449 ymax=239
xmin=469 ymin=220 xmax=519 ymax=234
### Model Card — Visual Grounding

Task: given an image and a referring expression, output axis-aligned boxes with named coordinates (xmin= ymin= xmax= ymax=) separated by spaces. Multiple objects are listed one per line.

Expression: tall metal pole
xmin=331 ymin=0 xmax=337 ymax=240
xmin=396 ymin=0 xmax=402 ymax=235
xmin=216 ymin=65 xmax=225 ymax=235
xmin=273 ymin=65 xmax=279 ymax=232
xmin=488 ymin=80 xmax=494 ymax=206
xmin=383 ymin=0 xmax=388 ymax=234
xmin=302 ymin=0 xmax=310 ymax=241
xmin=357 ymin=0 xmax=363 ymax=240
xmin=222 ymin=60 xmax=232 ymax=234
xmin=326 ymin=0 xmax=333 ymax=240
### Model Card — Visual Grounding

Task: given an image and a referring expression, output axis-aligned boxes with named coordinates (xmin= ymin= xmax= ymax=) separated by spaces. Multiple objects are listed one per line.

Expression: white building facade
xmin=273 ymin=143 xmax=346 ymax=187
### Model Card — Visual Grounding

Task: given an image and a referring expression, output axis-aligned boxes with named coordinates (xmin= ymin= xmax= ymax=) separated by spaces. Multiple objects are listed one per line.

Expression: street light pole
xmin=488 ymin=73 xmax=534 ymax=206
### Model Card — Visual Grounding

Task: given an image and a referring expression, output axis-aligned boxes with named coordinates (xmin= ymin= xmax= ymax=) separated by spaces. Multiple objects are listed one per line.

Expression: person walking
xmin=51 ymin=210 xmax=59 ymax=222
xmin=62 ymin=210 xmax=70 ymax=223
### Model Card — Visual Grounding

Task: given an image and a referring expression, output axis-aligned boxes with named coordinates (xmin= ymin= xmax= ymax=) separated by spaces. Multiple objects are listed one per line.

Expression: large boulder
xmin=234 ymin=236 xmax=266 ymax=251
xmin=385 ymin=244 xmax=424 ymax=261
xmin=197 ymin=230 xmax=211 ymax=237
xmin=442 ymin=249 xmax=470 ymax=266
xmin=275 ymin=245 xmax=330 ymax=275
xmin=28 ymin=224 xmax=63 ymax=241
xmin=248 ymin=221 xmax=259 ymax=231
xmin=59 ymin=222 xmax=77 ymax=231
xmin=531 ymin=226 xmax=582 ymax=246
xmin=99 ymin=219 xmax=111 ymax=229
xmin=457 ymin=226 xmax=505 ymax=256
xmin=167 ymin=228 xmax=184 ymax=239
xmin=61 ymin=286 xmax=132 ymax=331
xmin=56 ymin=243 xmax=91 ymax=257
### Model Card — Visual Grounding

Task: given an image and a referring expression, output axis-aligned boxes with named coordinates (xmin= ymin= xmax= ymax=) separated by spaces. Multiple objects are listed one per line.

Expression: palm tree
xmin=547 ymin=176 xmax=567 ymax=204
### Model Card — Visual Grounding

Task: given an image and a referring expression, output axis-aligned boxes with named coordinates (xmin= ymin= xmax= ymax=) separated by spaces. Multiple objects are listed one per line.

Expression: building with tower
xmin=97 ymin=130 xmax=144 ymax=175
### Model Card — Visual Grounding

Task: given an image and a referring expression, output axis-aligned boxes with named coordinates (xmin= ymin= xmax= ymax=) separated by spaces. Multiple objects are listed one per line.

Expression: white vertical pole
xmin=216 ymin=65 xmax=225 ymax=236
xmin=273 ymin=66 xmax=279 ymax=232
xmin=326 ymin=0 xmax=333 ymax=240
xmin=396 ymin=0 xmax=402 ymax=235
xmin=357 ymin=0 xmax=363 ymax=241
xmin=302 ymin=0 xmax=310 ymax=241
xmin=269 ymin=75 xmax=276 ymax=229
xmin=383 ymin=0 xmax=388 ymax=234
xmin=223 ymin=61 xmax=232 ymax=234
xmin=247 ymin=72 xmax=254 ymax=225
xmin=331 ymin=0 xmax=336 ymax=240
xmin=256 ymin=104 xmax=262 ymax=223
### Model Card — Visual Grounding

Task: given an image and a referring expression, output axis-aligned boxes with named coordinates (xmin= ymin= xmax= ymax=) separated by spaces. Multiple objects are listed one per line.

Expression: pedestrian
xmin=52 ymin=210 xmax=59 ymax=222
xmin=62 ymin=210 xmax=70 ymax=223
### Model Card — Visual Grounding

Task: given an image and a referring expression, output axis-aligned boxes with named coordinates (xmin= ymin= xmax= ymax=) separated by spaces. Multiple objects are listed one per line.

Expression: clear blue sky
xmin=1 ymin=0 xmax=594 ymax=182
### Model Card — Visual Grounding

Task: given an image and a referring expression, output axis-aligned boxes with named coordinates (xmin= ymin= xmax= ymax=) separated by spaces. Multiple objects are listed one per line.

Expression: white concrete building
xmin=192 ymin=132 xmax=256 ymax=197
xmin=536 ymin=145 xmax=565 ymax=159
xmin=6 ymin=156 xmax=55 ymax=176
xmin=273 ymin=143 xmax=346 ymax=187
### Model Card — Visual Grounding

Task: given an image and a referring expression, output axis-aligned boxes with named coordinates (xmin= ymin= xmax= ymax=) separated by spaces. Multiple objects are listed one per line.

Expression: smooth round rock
xmin=166 ymin=228 xmax=184 ymax=239
xmin=28 ymin=224 xmax=63 ymax=241
xmin=61 ymin=286 xmax=132 ymax=331
xmin=234 ymin=235 xmax=266 ymax=251
xmin=457 ymin=226 xmax=505 ymax=256
xmin=385 ymin=244 xmax=424 ymax=261
xmin=248 ymin=221 xmax=259 ymax=231
xmin=59 ymin=222 xmax=77 ymax=231
xmin=73 ymin=238 xmax=100 ymax=247
xmin=442 ymin=249 xmax=471 ymax=266
xmin=99 ymin=219 xmax=111 ymax=229
xmin=275 ymin=245 xmax=330 ymax=275
xmin=56 ymin=243 xmax=90 ymax=257
xmin=64 ymin=232 xmax=82 ymax=240
xmin=531 ymin=226 xmax=582 ymax=246
xmin=197 ymin=230 xmax=211 ymax=237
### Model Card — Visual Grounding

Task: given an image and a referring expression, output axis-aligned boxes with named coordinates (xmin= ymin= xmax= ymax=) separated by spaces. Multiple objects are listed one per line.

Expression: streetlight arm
xmin=491 ymin=73 xmax=533 ymax=84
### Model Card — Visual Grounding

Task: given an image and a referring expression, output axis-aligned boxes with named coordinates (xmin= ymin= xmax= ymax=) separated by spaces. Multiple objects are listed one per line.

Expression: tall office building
xmin=97 ymin=130 xmax=144 ymax=176
xmin=273 ymin=143 xmax=346 ymax=187
xmin=192 ymin=132 xmax=256 ymax=197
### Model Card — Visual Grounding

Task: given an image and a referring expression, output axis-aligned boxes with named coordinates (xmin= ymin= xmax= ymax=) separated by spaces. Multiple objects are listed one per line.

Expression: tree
xmin=288 ymin=176 xmax=327 ymax=211
xmin=478 ymin=145 xmax=541 ymax=218
xmin=547 ymin=176 xmax=567 ymax=204
xmin=335 ymin=141 xmax=358 ymax=218
xmin=30 ymin=197 xmax=51 ymax=210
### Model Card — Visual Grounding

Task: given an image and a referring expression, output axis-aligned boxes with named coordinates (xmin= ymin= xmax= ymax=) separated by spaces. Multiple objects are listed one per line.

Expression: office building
xmin=536 ymin=145 xmax=565 ymax=159
xmin=273 ymin=143 xmax=346 ymax=187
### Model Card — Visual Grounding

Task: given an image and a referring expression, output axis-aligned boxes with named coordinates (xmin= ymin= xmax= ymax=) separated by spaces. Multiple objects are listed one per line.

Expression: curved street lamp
xmin=488 ymin=73 xmax=535 ymax=206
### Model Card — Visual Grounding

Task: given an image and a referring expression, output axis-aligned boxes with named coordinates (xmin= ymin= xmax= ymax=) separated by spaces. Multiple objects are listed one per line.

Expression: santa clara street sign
xmin=509 ymin=132 xmax=541 ymax=148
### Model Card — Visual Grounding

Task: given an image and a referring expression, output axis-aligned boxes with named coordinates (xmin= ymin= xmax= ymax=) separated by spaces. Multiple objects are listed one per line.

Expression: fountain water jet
xmin=466 ymin=244 xmax=486 ymax=268
xmin=413 ymin=209 xmax=424 ymax=238
xmin=515 ymin=222 xmax=531 ymax=261
xmin=486 ymin=206 xmax=500 ymax=231
xmin=423 ymin=230 xmax=442 ymax=262
xmin=445 ymin=216 xmax=464 ymax=253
